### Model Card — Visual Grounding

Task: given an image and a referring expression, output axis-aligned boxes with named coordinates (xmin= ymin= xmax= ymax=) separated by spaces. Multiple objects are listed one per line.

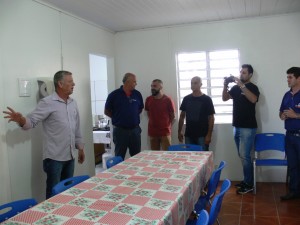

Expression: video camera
xmin=224 ymin=75 xmax=235 ymax=83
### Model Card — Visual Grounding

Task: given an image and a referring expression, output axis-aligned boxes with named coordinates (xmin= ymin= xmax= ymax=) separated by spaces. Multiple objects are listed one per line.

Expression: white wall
xmin=114 ymin=13 xmax=300 ymax=182
xmin=0 ymin=0 xmax=115 ymax=203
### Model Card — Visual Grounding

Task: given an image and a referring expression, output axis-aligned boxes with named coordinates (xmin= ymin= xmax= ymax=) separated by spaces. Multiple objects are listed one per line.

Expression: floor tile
xmin=224 ymin=192 xmax=243 ymax=203
xmin=277 ymin=203 xmax=300 ymax=218
xmin=280 ymin=217 xmax=300 ymax=225
xmin=241 ymin=202 xmax=254 ymax=216
xmin=218 ymin=214 xmax=240 ymax=225
xmin=219 ymin=202 xmax=241 ymax=215
xmin=239 ymin=216 xmax=280 ymax=225
xmin=254 ymin=202 xmax=277 ymax=217
xmin=216 ymin=182 xmax=297 ymax=225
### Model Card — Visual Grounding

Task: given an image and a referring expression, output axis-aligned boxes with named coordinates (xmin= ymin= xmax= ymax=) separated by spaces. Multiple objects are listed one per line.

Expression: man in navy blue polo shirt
xmin=280 ymin=67 xmax=300 ymax=200
xmin=105 ymin=73 xmax=144 ymax=159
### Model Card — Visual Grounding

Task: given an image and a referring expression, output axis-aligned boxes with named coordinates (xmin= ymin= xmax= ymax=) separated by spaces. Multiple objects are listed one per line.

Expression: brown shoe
xmin=280 ymin=193 xmax=300 ymax=201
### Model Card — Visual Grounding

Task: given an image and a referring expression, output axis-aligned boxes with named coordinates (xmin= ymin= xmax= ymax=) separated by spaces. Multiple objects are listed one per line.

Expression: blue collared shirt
xmin=105 ymin=86 xmax=144 ymax=128
xmin=280 ymin=89 xmax=300 ymax=131
xmin=23 ymin=92 xmax=84 ymax=161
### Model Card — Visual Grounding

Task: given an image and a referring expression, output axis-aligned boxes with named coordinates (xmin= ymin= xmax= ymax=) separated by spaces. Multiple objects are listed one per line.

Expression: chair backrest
xmin=52 ymin=175 xmax=90 ymax=196
xmin=196 ymin=209 xmax=209 ymax=225
xmin=205 ymin=161 xmax=226 ymax=200
xmin=0 ymin=198 xmax=37 ymax=222
xmin=208 ymin=179 xmax=231 ymax=225
xmin=168 ymin=144 xmax=203 ymax=151
xmin=106 ymin=156 xmax=123 ymax=169
xmin=255 ymin=133 xmax=285 ymax=153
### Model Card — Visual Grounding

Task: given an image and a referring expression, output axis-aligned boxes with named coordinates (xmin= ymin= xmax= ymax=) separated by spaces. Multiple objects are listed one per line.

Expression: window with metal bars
xmin=176 ymin=49 xmax=240 ymax=124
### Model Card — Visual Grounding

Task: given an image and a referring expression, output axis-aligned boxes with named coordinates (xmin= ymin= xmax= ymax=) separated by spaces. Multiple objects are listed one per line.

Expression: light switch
xmin=18 ymin=78 xmax=31 ymax=97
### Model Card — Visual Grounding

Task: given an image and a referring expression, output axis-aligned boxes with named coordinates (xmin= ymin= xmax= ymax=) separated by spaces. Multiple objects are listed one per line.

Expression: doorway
xmin=89 ymin=54 xmax=109 ymax=173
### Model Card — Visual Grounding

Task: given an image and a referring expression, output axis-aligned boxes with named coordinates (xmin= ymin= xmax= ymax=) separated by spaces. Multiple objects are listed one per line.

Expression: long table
xmin=3 ymin=150 xmax=213 ymax=225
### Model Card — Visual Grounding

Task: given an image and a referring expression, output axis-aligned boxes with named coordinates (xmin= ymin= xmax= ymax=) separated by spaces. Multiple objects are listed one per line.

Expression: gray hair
xmin=122 ymin=73 xmax=135 ymax=83
xmin=53 ymin=70 xmax=72 ymax=90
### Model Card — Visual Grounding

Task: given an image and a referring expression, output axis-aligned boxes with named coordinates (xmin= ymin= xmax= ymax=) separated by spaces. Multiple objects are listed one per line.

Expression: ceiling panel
xmin=228 ymin=0 xmax=246 ymax=18
xmin=245 ymin=0 xmax=261 ymax=17
xmin=37 ymin=0 xmax=300 ymax=32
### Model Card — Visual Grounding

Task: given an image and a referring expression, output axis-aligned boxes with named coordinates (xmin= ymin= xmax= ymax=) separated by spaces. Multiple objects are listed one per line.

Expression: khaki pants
xmin=149 ymin=136 xmax=171 ymax=150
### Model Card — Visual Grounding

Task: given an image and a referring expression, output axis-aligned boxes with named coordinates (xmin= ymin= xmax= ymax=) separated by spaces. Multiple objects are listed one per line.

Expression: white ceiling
xmin=38 ymin=0 xmax=300 ymax=32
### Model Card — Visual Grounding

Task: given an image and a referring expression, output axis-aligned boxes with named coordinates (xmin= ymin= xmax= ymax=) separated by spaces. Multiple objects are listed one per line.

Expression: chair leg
xmin=286 ymin=166 xmax=289 ymax=186
xmin=253 ymin=162 xmax=256 ymax=194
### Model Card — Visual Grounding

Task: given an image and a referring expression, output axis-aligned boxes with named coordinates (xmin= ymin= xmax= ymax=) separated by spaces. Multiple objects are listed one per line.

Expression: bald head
xmin=191 ymin=76 xmax=202 ymax=92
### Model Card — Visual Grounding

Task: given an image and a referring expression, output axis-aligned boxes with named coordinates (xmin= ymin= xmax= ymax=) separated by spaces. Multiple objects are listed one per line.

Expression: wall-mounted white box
xmin=18 ymin=78 xmax=31 ymax=97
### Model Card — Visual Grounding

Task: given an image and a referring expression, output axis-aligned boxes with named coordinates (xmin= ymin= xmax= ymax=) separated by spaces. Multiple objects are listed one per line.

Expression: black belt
xmin=287 ymin=130 xmax=300 ymax=136
xmin=115 ymin=125 xmax=139 ymax=130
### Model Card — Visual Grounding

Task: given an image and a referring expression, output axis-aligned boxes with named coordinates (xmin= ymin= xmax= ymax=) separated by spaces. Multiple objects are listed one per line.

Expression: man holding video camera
xmin=222 ymin=64 xmax=260 ymax=194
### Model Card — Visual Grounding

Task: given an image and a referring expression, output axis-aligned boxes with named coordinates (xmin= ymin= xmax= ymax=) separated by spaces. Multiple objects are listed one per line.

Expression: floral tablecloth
xmin=3 ymin=151 xmax=213 ymax=225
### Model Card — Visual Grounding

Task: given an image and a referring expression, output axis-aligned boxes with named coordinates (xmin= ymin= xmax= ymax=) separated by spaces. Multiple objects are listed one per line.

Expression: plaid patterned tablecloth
xmin=3 ymin=151 xmax=213 ymax=225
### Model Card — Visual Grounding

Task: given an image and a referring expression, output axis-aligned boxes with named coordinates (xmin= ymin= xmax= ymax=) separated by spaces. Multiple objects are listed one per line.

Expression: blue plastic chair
xmin=187 ymin=179 xmax=231 ymax=225
xmin=106 ymin=156 xmax=123 ymax=169
xmin=253 ymin=133 xmax=287 ymax=194
xmin=186 ymin=209 xmax=209 ymax=225
xmin=196 ymin=209 xmax=209 ymax=225
xmin=168 ymin=144 xmax=203 ymax=151
xmin=51 ymin=175 xmax=90 ymax=197
xmin=194 ymin=161 xmax=226 ymax=213
xmin=0 ymin=198 xmax=37 ymax=222
xmin=207 ymin=179 xmax=231 ymax=225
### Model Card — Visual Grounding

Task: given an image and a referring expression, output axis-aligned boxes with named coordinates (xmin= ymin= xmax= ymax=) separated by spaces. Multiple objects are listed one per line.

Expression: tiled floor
xmin=216 ymin=181 xmax=300 ymax=225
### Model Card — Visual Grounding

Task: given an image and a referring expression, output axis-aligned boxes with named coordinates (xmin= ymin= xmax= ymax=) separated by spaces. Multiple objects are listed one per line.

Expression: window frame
xmin=176 ymin=49 xmax=240 ymax=124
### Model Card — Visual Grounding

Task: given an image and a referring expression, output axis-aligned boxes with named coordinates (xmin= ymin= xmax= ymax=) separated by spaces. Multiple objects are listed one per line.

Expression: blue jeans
xmin=43 ymin=158 xmax=75 ymax=199
xmin=285 ymin=134 xmax=300 ymax=194
xmin=113 ymin=126 xmax=141 ymax=160
xmin=233 ymin=127 xmax=256 ymax=186
xmin=185 ymin=136 xmax=209 ymax=151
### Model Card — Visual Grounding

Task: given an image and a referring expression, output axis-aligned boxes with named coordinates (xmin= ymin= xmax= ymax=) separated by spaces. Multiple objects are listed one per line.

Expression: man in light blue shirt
xmin=3 ymin=71 xmax=85 ymax=199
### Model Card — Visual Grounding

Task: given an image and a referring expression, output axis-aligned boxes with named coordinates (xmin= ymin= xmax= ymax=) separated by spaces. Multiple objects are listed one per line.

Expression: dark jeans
xmin=285 ymin=134 xmax=300 ymax=194
xmin=43 ymin=158 xmax=75 ymax=199
xmin=113 ymin=126 xmax=141 ymax=159
xmin=185 ymin=136 xmax=209 ymax=151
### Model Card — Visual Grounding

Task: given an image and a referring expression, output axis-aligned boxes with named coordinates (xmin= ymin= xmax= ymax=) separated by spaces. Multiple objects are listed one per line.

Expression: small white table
xmin=93 ymin=130 xmax=110 ymax=144
xmin=93 ymin=131 xmax=113 ymax=168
